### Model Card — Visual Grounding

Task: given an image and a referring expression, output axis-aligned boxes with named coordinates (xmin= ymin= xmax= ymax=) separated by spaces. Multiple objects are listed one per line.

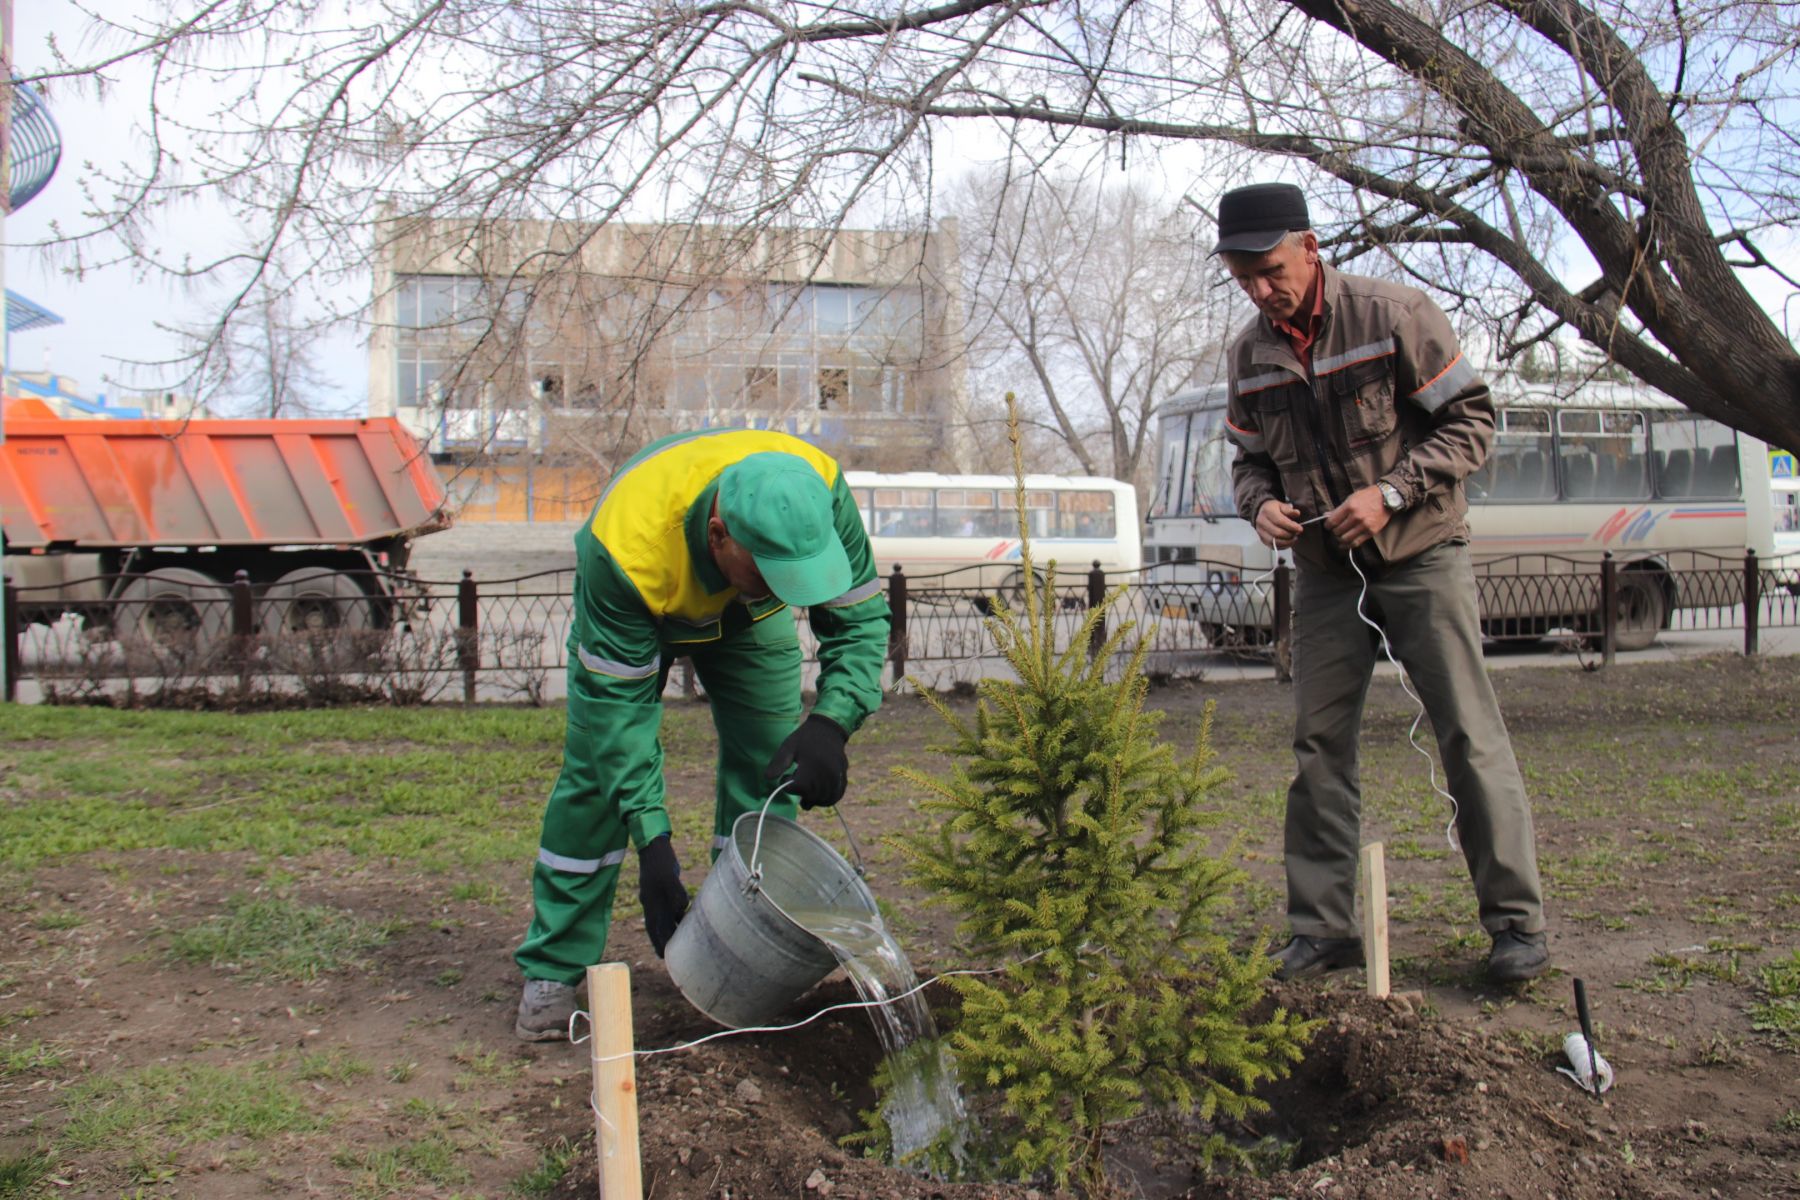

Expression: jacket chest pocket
xmin=1334 ymin=361 xmax=1396 ymax=447
xmin=1253 ymin=390 xmax=1305 ymax=468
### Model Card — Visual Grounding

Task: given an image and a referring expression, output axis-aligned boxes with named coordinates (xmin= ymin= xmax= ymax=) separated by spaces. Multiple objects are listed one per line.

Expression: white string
xmin=570 ymin=950 xmax=1048 ymax=1065
xmin=1254 ymin=518 xmax=1463 ymax=852
xmin=1342 ymin=550 xmax=1464 ymax=853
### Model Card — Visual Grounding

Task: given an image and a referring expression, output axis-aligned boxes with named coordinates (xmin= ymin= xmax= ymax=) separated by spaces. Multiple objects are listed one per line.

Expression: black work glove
xmin=637 ymin=835 xmax=688 ymax=957
xmin=764 ymin=714 xmax=850 ymax=810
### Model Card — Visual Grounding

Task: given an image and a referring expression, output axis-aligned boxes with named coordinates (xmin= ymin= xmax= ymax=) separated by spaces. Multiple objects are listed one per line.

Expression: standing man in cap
xmin=1214 ymin=182 xmax=1549 ymax=984
xmin=514 ymin=428 xmax=890 ymax=1039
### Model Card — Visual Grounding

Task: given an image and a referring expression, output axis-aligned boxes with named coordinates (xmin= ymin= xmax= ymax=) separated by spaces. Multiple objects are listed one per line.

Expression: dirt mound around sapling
xmin=549 ymin=978 xmax=1782 ymax=1200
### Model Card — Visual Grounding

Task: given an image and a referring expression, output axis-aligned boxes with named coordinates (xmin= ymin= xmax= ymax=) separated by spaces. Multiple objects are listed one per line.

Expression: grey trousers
xmin=1285 ymin=541 xmax=1545 ymax=939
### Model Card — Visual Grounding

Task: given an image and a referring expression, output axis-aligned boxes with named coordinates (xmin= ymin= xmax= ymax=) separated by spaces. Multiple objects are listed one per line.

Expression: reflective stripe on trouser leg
xmin=1374 ymin=543 xmax=1545 ymax=934
xmin=514 ymin=680 xmax=665 ymax=982
xmin=1285 ymin=562 xmax=1380 ymax=938
xmin=691 ymin=606 xmax=805 ymax=862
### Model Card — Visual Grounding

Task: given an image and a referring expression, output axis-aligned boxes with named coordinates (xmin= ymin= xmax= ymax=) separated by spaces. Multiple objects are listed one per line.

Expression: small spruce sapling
xmin=889 ymin=398 xmax=1316 ymax=1189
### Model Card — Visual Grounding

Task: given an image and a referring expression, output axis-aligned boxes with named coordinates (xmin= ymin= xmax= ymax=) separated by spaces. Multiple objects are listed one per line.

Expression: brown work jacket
xmin=1224 ymin=262 xmax=1495 ymax=571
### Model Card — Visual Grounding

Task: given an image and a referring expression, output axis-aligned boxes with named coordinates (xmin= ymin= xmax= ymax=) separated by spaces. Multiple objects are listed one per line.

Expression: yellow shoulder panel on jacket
xmin=589 ymin=430 xmax=841 ymax=620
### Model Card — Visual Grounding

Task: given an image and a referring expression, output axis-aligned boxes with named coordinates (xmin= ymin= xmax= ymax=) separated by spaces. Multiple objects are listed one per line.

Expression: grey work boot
xmin=515 ymin=978 xmax=579 ymax=1042
xmin=1486 ymin=929 xmax=1550 ymax=983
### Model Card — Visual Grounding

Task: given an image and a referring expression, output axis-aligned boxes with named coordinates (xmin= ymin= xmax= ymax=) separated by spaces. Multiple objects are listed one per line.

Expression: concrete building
xmin=367 ymin=216 xmax=970 ymax=518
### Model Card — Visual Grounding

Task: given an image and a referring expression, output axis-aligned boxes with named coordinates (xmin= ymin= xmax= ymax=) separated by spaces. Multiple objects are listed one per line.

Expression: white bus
xmin=845 ymin=471 xmax=1141 ymax=597
xmin=1144 ymin=380 xmax=1775 ymax=650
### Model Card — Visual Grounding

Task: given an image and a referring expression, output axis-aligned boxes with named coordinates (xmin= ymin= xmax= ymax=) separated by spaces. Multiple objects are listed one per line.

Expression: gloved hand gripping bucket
xmin=664 ymin=803 xmax=877 ymax=1029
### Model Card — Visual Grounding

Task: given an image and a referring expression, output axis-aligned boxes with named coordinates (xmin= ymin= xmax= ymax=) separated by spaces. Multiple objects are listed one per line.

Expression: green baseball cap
xmin=717 ymin=453 xmax=851 ymax=607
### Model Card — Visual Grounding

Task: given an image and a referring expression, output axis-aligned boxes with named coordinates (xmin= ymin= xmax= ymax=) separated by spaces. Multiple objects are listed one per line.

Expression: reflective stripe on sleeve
xmin=537 ymin=847 xmax=629 ymax=875
xmin=821 ymin=578 xmax=882 ymax=608
xmin=576 ymin=644 xmax=660 ymax=679
xmin=1410 ymin=353 xmax=1478 ymax=413
xmin=1313 ymin=338 xmax=1396 ymax=376
xmin=1235 ymin=371 xmax=1290 ymax=396
xmin=1225 ymin=417 xmax=1266 ymax=456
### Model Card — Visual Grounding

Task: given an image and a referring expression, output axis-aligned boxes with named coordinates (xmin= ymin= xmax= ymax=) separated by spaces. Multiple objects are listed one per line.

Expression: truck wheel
xmin=115 ymin=567 xmax=230 ymax=672
xmin=261 ymin=568 xmax=375 ymax=671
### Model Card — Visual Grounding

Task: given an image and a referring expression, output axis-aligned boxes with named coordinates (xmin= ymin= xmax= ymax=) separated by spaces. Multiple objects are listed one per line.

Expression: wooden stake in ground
xmin=1359 ymin=842 xmax=1390 ymax=998
xmin=587 ymin=963 xmax=644 ymax=1200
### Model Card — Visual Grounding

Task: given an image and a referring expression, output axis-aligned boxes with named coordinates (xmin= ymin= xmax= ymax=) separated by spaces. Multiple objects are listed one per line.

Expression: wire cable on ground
xmin=569 ymin=950 xmax=1047 ymax=1063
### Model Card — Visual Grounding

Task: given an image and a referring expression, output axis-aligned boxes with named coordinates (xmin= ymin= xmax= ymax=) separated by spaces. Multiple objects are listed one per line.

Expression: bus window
xmin=935 ymin=488 xmax=1005 ymax=537
xmin=872 ymin=488 xmax=934 ymax=536
xmin=1558 ymin=409 xmax=1648 ymax=500
xmin=1151 ymin=414 xmax=1189 ymax=519
xmin=1169 ymin=403 xmax=1239 ymax=517
xmin=1470 ymin=408 xmax=1554 ymax=502
xmin=851 ymin=487 xmax=873 ymax=531
xmin=1055 ymin=490 xmax=1116 ymax=538
xmin=1024 ymin=490 xmax=1055 ymax=539
xmin=1651 ymin=414 xmax=1740 ymax=499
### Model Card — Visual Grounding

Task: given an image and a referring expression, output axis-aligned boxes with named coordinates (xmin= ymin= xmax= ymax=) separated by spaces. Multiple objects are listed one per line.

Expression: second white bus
xmin=846 ymin=471 xmax=1141 ymax=597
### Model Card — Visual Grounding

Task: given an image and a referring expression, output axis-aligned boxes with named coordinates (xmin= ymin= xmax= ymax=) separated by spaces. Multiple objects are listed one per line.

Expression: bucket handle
xmin=744 ymin=782 xmax=869 ymax=897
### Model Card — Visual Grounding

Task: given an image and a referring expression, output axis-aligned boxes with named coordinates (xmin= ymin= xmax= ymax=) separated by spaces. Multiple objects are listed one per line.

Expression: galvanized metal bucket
xmin=664 ymin=801 xmax=874 ymax=1029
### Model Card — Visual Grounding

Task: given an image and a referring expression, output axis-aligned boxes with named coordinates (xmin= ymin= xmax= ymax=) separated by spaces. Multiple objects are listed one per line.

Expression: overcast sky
xmin=4 ymin=2 xmax=368 ymax=411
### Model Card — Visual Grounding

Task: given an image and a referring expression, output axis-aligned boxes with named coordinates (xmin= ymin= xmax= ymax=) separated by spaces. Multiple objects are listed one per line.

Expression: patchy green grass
xmin=0 ymin=1037 xmax=66 ymax=1078
xmin=0 ymin=705 xmax=585 ymax=873
xmin=1750 ymin=950 xmax=1800 ymax=1048
xmin=331 ymin=1098 xmax=502 ymax=1199
xmin=0 ymin=1008 xmax=43 ymax=1031
xmin=295 ymin=1048 xmax=375 ymax=1085
xmin=0 ymin=1150 xmax=53 ymax=1199
xmin=450 ymin=1041 xmax=529 ymax=1088
xmin=511 ymin=1136 xmax=581 ymax=1196
xmin=58 ymin=1062 xmax=324 ymax=1154
xmin=335 ymin=1131 xmax=473 ymax=1198
xmin=31 ymin=911 xmax=86 ymax=931
xmin=167 ymin=895 xmax=395 ymax=982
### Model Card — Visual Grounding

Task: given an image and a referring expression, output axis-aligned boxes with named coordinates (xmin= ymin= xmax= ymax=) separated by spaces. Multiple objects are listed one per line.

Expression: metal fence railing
xmin=5 ymin=550 xmax=1797 ymax=703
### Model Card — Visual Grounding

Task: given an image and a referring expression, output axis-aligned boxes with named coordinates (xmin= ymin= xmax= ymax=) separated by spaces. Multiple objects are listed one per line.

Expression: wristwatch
xmin=1377 ymin=481 xmax=1405 ymax=512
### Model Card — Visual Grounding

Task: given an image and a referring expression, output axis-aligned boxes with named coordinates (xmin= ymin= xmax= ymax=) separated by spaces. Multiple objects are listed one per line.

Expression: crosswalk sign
xmin=1772 ymin=450 xmax=1797 ymax=480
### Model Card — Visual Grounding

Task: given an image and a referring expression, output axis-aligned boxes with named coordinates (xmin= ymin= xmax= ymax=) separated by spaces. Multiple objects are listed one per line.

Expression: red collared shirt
xmin=1271 ymin=264 xmax=1325 ymax=370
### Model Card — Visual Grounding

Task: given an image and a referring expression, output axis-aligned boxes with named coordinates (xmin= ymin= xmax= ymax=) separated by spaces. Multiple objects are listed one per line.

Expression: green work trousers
xmin=514 ymin=606 xmax=803 ymax=984
xmin=1285 ymin=541 xmax=1545 ymax=939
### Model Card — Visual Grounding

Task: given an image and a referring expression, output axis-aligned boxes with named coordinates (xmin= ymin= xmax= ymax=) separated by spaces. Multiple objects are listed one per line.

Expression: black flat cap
xmin=1212 ymin=182 xmax=1311 ymax=255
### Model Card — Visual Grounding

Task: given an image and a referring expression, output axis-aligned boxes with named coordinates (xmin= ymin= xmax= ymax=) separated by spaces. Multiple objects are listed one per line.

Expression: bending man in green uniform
xmin=515 ymin=429 xmax=891 ymax=1040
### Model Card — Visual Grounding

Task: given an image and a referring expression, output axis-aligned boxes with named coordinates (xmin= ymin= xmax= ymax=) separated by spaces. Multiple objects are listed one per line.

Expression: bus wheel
xmin=1610 ymin=572 xmax=1667 ymax=652
xmin=999 ymin=568 xmax=1045 ymax=611
xmin=261 ymin=568 xmax=376 ymax=671
xmin=114 ymin=567 xmax=230 ymax=672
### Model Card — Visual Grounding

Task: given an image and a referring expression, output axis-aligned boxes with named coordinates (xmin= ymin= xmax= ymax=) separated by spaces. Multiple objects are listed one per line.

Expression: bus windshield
xmin=1181 ymin=403 xmax=1238 ymax=518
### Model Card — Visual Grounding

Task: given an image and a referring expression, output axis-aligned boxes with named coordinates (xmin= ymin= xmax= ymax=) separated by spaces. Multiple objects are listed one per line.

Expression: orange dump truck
xmin=2 ymin=412 xmax=452 ymax=654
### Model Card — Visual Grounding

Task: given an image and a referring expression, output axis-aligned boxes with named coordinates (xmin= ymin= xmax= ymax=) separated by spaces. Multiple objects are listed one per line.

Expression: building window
xmin=818 ymin=367 xmax=849 ymax=411
xmin=395 ymin=274 xmax=524 ymax=343
xmin=746 ymin=365 xmax=777 ymax=408
xmin=396 ymin=348 xmax=445 ymax=408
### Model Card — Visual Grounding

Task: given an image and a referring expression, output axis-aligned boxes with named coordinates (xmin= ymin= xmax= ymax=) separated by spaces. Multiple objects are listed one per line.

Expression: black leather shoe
xmin=1487 ymin=929 xmax=1550 ymax=982
xmin=1271 ymin=934 xmax=1364 ymax=981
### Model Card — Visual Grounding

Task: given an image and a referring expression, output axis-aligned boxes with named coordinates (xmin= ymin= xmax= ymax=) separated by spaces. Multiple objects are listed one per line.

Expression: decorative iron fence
xmin=5 ymin=550 xmax=1796 ymax=703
